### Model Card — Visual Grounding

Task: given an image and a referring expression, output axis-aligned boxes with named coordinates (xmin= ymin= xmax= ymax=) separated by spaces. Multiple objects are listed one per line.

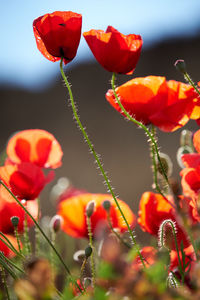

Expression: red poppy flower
xmin=106 ymin=76 xmax=198 ymax=132
xmin=0 ymin=162 xmax=53 ymax=200
xmin=138 ymin=192 xmax=190 ymax=249
xmin=182 ymin=130 xmax=200 ymax=168
xmin=0 ymin=234 xmax=20 ymax=258
xmin=179 ymin=196 xmax=200 ymax=224
xmin=0 ymin=189 xmax=38 ymax=234
xmin=7 ymin=129 xmax=63 ymax=169
xmin=58 ymin=193 xmax=136 ymax=238
xmin=33 ymin=11 xmax=82 ymax=64
xmin=180 ymin=166 xmax=200 ymax=201
xmin=83 ymin=26 xmax=142 ymax=74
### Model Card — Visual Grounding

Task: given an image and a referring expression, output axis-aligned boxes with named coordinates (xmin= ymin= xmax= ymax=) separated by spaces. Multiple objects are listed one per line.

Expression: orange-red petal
xmin=58 ymin=193 xmax=135 ymax=238
xmin=83 ymin=26 xmax=142 ymax=74
xmin=7 ymin=129 xmax=63 ymax=169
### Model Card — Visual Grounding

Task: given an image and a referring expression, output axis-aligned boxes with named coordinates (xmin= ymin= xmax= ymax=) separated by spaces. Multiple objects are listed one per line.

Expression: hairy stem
xmin=59 ymin=58 xmax=145 ymax=267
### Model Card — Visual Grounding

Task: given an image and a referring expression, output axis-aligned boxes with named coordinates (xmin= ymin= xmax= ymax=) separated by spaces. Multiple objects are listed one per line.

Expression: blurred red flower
xmin=83 ymin=26 xmax=142 ymax=74
xmin=58 ymin=193 xmax=135 ymax=238
xmin=182 ymin=129 xmax=200 ymax=168
xmin=0 ymin=162 xmax=53 ymax=200
xmin=0 ymin=187 xmax=38 ymax=233
xmin=138 ymin=192 xmax=190 ymax=249
xmin=0 ymin=234 xmax=20 ymax=258
xmin=33 ymin=11 xmax=82 ymax=64
xmin=180 ymin=166 xmax=200 ymax=201
xmin=132 ymin=246 xmax=157 ymax=270
xmin=106 ymin=76 xmax=198 ymax=132
xmin=6 ymin=129 xmax=63 ymax=169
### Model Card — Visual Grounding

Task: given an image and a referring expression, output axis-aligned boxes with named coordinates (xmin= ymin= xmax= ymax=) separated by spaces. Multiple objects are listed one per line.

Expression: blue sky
xmin=1 ymin=0 xmax=200 ymax=90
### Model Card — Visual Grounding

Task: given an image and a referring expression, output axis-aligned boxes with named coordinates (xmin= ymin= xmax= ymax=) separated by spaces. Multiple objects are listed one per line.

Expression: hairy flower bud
xmin=50 ymin=215 xmax=63 ymax=233
xmin=86 ymin=201 xmax=95 ymax=218
xmin=180 ymin=129 xmax=193 ymax=148
xmin=11 ymin=216 xmax=20 ymax=227
xmin=156 ymin=152 xmax=173 ymax=177
xmin=102 ymin=200 xmax=111 ymax=212
xmin=85 ymin=246 xmax=92 ymax=258
xmin=174 ymin=59 xmax=186 ymax=74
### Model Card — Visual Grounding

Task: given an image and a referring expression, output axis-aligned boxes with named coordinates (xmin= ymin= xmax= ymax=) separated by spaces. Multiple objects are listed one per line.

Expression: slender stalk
xmin=23 ymin=213 xmax=31 ymax=255
xmin=34 ymin=198 xmax=40 ymax=255
xmin=0 ymin=180 xmax=82 ymax=293
xmin=80 ymin=258 xmax=87 ymax=280
xmin=0 ymin=266 xmax=11 ymax=300
xmin=111 ymin=73 xmax=169 ymax=187
xmin=14 ymin=227 xmax=22 ymax=255
xmin=0 ymin=252 xmax=25 ymax=275
xmin=0 ymin=232 xmax=23 ymax=258
xmin=86 ymin=216 xmax=96 ymax=286
xmin=184 ymin=72 xmax=200 ymax=97
xmin=59 ymin=59 xmax=145 ymax=267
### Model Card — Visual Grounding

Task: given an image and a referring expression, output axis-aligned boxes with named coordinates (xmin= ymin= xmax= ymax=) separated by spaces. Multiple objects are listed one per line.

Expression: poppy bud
xmin=73 ymin=250 xmax=85 ymax=262
xmin=83 ymin=277 xmax=92 ymax=288
xmin=86 ymin=201 xmax=95 ymax=218
xmin=177 ymin=146 xmax=193 ymax=168
xmin=50 ymin=215 xmax=63 ymax=233
xmin=11 ymin=216 xmax=19 ymax=227
xmin=180 ymin=129 xmax=193 ymax=148
xmin=102 ymin=200 xmax=111 ymax=212
xmin=156 ymin=153 xmax=173 ymax=177
xmin=174 ymin=59 xmax=186 ymax=74
xmin=85 ymin=246 xmax=92 ymax=258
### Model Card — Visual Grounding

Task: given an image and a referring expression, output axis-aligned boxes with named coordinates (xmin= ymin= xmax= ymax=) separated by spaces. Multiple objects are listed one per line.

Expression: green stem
xmin=23 ymin=211 xmax=31 ymax=255
xmin=0 ymin=232 xmax=23 ymax=258
xmin=0 ymin=252 xmax=25 ymax=275
xmin=184 ymin=72 xmax=200 ymax=97
xmin=1 ymin=266 xmax=11 ymax=300
xmin=34 ymin=198 xmax=40 ymax=255
xmin=0 ymin=180 xmax=82 ymax=293
xmin=111 ymin=73 xmax=169 ymax=187
xmin=59 ymin=58 xmax=145 ymax=267
xmin=14 ymin=227 xmax=22 ymax=255
xmin=86 ymin=216 xmax=96 ymax=286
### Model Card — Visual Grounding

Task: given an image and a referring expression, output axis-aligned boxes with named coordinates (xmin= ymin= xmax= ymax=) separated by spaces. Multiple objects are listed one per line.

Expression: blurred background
xmin=1 ymin=0 xmax=200 ymax=240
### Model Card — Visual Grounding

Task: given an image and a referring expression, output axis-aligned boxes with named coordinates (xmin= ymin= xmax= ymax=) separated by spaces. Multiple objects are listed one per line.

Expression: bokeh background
xmin=1 ymin=0 xmax=200 ymax=240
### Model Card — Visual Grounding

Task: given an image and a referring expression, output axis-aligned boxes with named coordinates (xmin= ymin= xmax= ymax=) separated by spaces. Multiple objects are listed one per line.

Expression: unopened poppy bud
xmin=102 ymin=200 xmax=111 ymax=211
xmin=176 ymin=146 xmax=193 ymax=169
xmin=86 ymin=201 xmax=95 ymax=218
xmin=11 ymin=216 xmax=19 ymax=227
xmin=85 ymin=246 xmax=92 ymax=258
xmin=180 ymin=129 xmax=193 ymax=148
xmin=73 ymin=250 xmax=85 ymax=262
xmin=84 ymin=277 xmax=92 ymax=288
xmin=174 ymin=59 xmax=186 ymax=74
xmin=50 ymin=215 xmax=63 ymax=233
xmin=157 ymin=153 xmax=173 ymax=177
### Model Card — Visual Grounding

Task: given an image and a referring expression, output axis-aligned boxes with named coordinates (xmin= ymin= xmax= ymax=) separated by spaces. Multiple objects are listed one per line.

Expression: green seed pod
xmin=11 ymin=216 xmax=19 ymax=227
xmin=102 ymin=200 xmax=111 ymax=211
xmin=174 ymin=59 xmax=186 ymax=74
xmin=85 ymin=246 xmax=92 ymax=258
xmin=156 ymin=152 xmax=173 ymax=177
